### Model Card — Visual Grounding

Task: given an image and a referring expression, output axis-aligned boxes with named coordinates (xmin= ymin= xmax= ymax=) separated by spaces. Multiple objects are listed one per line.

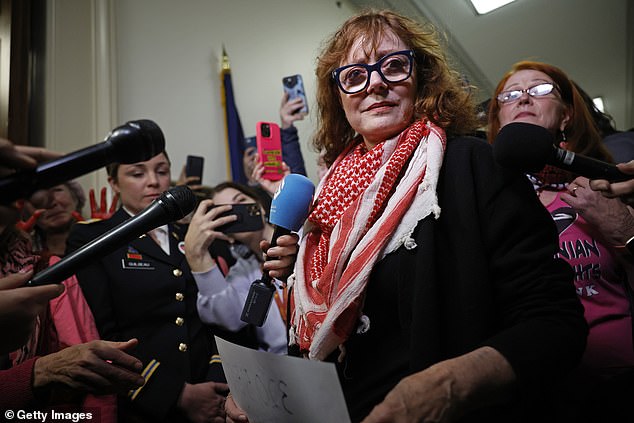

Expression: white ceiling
xmin=349 ymin=0 xmax=633 ymax=130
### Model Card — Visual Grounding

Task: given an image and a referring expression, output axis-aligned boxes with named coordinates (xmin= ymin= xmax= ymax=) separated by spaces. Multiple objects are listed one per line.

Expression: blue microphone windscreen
xmin=269 ymin=174 xmax=315 ymax=231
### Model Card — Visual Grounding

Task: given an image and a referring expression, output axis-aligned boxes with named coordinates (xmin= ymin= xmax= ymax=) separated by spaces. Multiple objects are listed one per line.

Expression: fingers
xmin=603 ymin=180 xmax=634 ymax=198
xmin=252 ymin=161 xmax=264 ymax=181
xmin=266 ymin=234 xmax=299 ymax=255
xmin=186 ymin=175 xmax=202 ymax=185
xmin=100 ymin=187 xmax=107 ymax=211
xmin=90 ymin=188 xmax=118 ymax=219
xmin=89 ymin=188 xmax=97 ymax=214
xmin=281 ymin=162 xmax=291 ymax=177
xmin=589 ymin=178 xmax=610 ymax=192
xmin=77 ymin=341 xmax=145 ymax=389
xmin=38 ymin=342 xmax=145 ymax=393
xmin=96 ymin=339 xmax=143 ymax=371
xmin=0 ymin=270 xmax=33 ymax=289
xmin=262 ymin=234 xmax=299 ymax=278
xmin=15 ymin=209 xmax=44 ymax=231
xmin=23 ymin=283 xmax=66 ymax=300
xmin=213 ymin=382 xmax=230 ymax=395
xmin=194 ymin=200 xmax=232 ymax=221
xmin=71 ymin=210 xmax=85 ymax=222
xmin=1 ymin=276 xmax=64 ymax=304
xmin=281 ymin=91 xmax=290 ymax=105
xmin=567 ymin=183 xmax=580 ymax=198
xmin=616 ymin=160 xmax=634 ymax=174
xmin=0 ymin=145 xmax=37 ymax=169
xmin=110 ymin=192 xmax=120 ymax=213
xmin=0 ymin=282 xmax=65 ymax=353
xmin=15 ymin=145 xmax=62 ymax=163
xmin=186 ymin=202 xmax=237 ymax=251
xmin=0 ymin=143 xmax=60 ymax=171
xmin=226 ymin=394 xmax=249 ymax=422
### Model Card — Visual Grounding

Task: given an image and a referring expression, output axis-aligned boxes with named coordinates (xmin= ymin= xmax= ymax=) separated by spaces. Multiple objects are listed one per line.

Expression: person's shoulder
xmin=68 ymin=217 xmax=108 ymax=240
xmin=69 ymin=212 xmax=122 ymax=239
xmin=447 ymin=133 xmax=490 ymax=146
xmin=604 ymin=130 xmax=634 ymax=144
xmin=441 ymin=134 xmax=513 ymax=184
xmin=444 ymin=134 xmax=492 ymax=159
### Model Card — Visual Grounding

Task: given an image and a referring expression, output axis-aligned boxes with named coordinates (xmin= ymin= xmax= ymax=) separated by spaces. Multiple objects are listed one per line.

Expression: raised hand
xmin=280 ymin=92 xmax=307 ymax=129
xmin=71 ymin=211 xmax=85 ymax=222
xmin=175 ymin=164 xmax=203 ymax=191
xmin=15 ymin=208 xmax=44 ymax=232
xmin=89 ymin=187 xmax=119 ymax=219
xmin=252 ymin=160 xmax=291 ymax=197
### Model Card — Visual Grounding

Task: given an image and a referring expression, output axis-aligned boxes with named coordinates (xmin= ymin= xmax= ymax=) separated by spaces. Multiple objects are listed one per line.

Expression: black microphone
xmin=241 ymin=174 xmax=315 ymax=326
xmin=493 ymin=122 xmax=630 ymax=181
xmin=0 ymin=119 xmax=166 ymax=204
xmin=27 ymin=185 xmax=196 ymax=286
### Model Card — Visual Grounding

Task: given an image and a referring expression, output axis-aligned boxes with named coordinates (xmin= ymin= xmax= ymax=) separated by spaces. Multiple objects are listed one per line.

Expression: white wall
xmin=114 ymin=0 xmax=358 ymax=185
xmin=43 ymin=0 xmax=358 ymax=197
xmin=45 ymin=0 xmax=118 ymax=194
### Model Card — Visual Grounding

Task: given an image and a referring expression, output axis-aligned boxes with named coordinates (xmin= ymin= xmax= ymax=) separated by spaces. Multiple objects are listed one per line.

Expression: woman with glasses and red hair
xmin=488 ymin=60 xmax=634 ymax=422
xmin=226 ymin=10 xmax=587 ymax=423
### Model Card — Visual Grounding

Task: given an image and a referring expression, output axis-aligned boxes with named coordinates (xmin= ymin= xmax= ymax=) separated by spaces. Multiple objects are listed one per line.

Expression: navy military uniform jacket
xmin=66 ymin=208 xmax=232 ymax=421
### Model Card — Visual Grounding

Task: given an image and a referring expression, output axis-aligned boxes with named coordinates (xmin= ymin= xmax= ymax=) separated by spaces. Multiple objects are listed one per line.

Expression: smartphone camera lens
xmin=247 ymin=204 xmax=261 ymax=216
xmin=261 ymin=123 xmax=271 ymax=138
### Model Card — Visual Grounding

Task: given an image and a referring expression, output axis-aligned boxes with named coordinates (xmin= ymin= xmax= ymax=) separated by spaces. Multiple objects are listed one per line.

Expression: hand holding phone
xmin=185 ymin=155 xmax=204 ymax=185
xmin=282 ymin=74 xmax=308 ymax=115
xmin=256 ymin=122 xmax=284 ymax=181
xmin=213 ymin=203 xmax=264 ymax=233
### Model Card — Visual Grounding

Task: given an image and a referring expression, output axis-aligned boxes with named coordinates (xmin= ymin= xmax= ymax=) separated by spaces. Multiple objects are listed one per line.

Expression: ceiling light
xmin=593 ymin=97 xmax=605 ymax=113
xmin=469 ymin=0 xmax=517 ymax=15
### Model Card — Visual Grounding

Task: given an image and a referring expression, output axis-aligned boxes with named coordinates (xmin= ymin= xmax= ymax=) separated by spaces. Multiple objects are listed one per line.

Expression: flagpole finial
xmin=222 ymin=45 xmax=231 ymax=71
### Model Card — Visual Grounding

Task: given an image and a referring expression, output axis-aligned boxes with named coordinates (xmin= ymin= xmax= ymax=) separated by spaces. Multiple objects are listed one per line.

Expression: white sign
xmin=215 ymin=336 xmax=351 ymax=423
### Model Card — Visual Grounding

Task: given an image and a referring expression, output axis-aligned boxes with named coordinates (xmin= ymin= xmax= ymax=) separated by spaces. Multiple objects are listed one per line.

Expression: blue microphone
xmin=241 ymin=173 xmax=315 ymax=326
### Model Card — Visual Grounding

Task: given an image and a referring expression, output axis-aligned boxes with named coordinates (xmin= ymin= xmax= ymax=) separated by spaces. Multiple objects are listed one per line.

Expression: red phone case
xmin=256 ymin=121 xmax=284 ymax=181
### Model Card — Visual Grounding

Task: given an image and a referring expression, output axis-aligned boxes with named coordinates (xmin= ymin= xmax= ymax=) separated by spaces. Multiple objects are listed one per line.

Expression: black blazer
xmin=333 ymin=137 xmax=588 ymax=422
xmin=67 ymin=209 xmax=235 ymax=421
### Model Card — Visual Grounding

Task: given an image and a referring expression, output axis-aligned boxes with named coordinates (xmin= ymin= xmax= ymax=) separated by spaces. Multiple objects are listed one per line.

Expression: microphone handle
xmin=0 ymin=142 xmax=114 ymax=204
xmin=28 ymin=201 xmax=167 ymax=286
xmin=240 ymin=224 xmax=292 ymax=326
xmin=260 ymin=225 xmax=292 ymax=286
xmin=553 ymin=148 xmax=630 ymax=181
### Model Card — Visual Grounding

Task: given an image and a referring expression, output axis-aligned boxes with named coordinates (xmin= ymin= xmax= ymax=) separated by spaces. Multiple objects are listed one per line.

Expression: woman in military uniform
xmin=67 ymin=152 xmax=230 ymax=423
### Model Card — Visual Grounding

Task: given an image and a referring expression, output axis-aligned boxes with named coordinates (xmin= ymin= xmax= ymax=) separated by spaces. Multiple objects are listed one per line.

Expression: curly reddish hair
xmin=313 ymin=9 xmax=478 ymax=166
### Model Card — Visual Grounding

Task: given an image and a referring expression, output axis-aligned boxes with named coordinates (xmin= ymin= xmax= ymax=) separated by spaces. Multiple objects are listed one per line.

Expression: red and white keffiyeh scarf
xmin=289 ymin=119 xmax=447 ymax=360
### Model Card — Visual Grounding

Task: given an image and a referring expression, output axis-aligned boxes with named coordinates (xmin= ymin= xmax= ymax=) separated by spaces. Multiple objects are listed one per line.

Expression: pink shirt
xmin=547 ymin=193 xmax=634 ymax=370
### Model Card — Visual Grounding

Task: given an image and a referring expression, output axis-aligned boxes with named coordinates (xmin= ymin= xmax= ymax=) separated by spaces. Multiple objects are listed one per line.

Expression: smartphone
xmin=282 ymin=74 xmax=308 ymax=114
xmin=256 ymin=122 xmax=284 ymax=181
xmin=185 ymin=155 xmax=204 ymax=184
xmin=214 ymin=203 xmax=264 ymax=233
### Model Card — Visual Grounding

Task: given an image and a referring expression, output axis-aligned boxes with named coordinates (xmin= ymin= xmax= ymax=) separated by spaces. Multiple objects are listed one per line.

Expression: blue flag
xmin=221 ymin=49 xmax=247 ymax=184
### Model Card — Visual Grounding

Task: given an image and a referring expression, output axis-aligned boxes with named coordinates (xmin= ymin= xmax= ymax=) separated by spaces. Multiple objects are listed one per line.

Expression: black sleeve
xmin=441 ymin=138 xmax=588 ymax=386
xmin=66 ymin=223 xmax=186 ymax=420
xmin=281 ymin=125 xmax=307 ymax=176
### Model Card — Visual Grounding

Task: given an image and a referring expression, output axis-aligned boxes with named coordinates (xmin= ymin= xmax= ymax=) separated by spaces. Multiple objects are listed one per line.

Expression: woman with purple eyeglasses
xmin=226 ymin=11 xmax=587 ymax=423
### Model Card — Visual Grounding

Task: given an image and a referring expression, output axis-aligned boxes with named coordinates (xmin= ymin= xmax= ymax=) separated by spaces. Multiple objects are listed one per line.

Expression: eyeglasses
xmin=496 ymin=83 xmax=559 ymax=104
xmin=332 ymin=50 xmax=415 ymax=94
